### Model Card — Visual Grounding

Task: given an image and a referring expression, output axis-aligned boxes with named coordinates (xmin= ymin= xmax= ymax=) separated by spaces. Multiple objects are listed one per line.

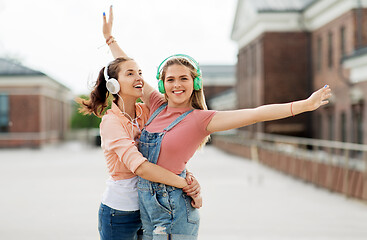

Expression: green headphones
xmin=156 ymin=54 xmax=203 ymax=94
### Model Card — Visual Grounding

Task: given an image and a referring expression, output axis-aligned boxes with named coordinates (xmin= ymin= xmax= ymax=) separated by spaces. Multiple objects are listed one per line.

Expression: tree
xmin=70 ymin=95 xmax=108 ymax=129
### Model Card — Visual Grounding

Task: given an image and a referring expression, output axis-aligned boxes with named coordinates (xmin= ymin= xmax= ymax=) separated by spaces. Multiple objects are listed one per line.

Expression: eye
xmin=181 ymin=77 xmax=188 ymax=81
xmin=139 ymin=72 xmax=143 ymax=76
xmin=128 ymin=72 xmax=133 ymax=76
xmin=166 ymin=78 xmax=174 ymax=82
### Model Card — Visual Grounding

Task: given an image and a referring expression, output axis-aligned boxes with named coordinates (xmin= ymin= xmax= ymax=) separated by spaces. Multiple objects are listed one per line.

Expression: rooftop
xmin=0 ymin=58 xmax=45 ymax=76
xmin=251 ymin=0 xmax=316 ymax=12
xmin=200 ymin=65 xmax=236 ymax=78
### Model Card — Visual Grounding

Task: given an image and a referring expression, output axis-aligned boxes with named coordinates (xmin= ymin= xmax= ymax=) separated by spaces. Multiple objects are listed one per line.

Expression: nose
xmin=173 ymin=80 xmax=181 ymax=88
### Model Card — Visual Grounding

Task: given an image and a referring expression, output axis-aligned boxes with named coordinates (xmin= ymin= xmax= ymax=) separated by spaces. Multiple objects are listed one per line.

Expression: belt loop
xmin=150 ymin=182 xmax=154 ymax=196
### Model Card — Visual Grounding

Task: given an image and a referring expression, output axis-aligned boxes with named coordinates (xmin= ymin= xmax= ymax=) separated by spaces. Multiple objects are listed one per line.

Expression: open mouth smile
xmin=134 ymin=83 xmax=143 ymax=89
xmin=173 ymin=90 xmax=184 ymax=94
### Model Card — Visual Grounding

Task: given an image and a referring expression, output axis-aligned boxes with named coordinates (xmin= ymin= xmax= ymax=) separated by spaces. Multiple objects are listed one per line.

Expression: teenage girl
xmin=103 ymin=6 xmax=332 ymax=240
xmin=79 ymin=11 xmax=201 ymax=240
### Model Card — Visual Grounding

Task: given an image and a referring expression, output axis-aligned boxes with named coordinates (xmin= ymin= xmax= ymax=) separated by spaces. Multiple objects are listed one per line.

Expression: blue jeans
xmin=98 ymin=203 xmax=142 ymax=240
xmin=138 ymin=176 xmax=200 ymax=240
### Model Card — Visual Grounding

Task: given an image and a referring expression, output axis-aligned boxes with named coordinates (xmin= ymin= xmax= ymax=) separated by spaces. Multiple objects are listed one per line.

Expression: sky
xmin=0 ymin=0 xmax=238 ymax=95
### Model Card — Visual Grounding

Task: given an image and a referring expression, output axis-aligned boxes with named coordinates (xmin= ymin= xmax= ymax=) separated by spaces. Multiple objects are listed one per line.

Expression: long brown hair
xmin=160 ymin=57 xmax=210 ymax=148
xmin=78 ymin=57 xmax=132 ymax=117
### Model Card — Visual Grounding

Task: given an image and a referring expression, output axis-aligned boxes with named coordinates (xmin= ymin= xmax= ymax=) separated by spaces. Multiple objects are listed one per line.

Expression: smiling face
xmin=117 ymin=60 xmax=144 ymax=99
xmin=163 ymin=64 xmax=195 ymax=108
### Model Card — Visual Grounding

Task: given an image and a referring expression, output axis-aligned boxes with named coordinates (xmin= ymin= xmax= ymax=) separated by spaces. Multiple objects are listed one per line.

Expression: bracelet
xmin=106 ymin=36 xmax=116 ymax=45
xmin=290 ymin=102 xmax=294 ymax=117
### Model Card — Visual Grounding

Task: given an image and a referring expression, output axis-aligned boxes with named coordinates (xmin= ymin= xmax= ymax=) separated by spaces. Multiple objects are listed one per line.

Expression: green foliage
xmin=70 ymin=95 xmax=142 ymax=129
xmin=70 ymin=94 xmax=110 ymax=129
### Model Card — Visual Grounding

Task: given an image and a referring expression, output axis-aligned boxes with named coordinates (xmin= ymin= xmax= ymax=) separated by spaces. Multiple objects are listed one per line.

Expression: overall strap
xmin=164 ymin=109 xmax=194 ymax=132
xmin=145 ymin=103 xmax=168 ymax=126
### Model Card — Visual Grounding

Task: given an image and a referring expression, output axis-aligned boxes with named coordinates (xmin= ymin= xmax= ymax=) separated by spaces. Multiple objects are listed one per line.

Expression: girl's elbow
xmin=134 ymin=163 xmax=146 ymax=177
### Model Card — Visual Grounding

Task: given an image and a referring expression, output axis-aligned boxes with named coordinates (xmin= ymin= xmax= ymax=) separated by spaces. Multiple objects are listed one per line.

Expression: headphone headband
xmin=104 ymin=61 xmax=111 ymax=81
xmin=156 ymin=54 xmax=201 ymax=80
xmin=156 ymin=54 xmax=203 ymax=93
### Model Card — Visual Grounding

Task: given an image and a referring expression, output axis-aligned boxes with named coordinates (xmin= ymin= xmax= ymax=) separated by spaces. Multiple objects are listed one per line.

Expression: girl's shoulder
xmin=192 ymin=109 xmax=217 ymax=116
xmin=101 ymin=109 xmax=120 ymax=124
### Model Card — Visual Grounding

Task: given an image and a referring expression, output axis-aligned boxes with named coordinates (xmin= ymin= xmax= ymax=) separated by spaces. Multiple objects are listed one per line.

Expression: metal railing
xmin=214 ymin=131 xmax=367 ymax=198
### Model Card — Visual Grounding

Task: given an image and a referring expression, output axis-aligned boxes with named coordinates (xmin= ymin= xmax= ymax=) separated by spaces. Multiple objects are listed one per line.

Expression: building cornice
xmin=303 ymin=0 xmax=367 ymax=30
xmin=234 ymin=12 xmax=305 ymax=49
xmin=343 ymin=50 xmax=367 ymax=83
xmin=0 ymin=76 xmax=74 ymax=102
xmin=232 ymin=0 xmax=367 ymax=49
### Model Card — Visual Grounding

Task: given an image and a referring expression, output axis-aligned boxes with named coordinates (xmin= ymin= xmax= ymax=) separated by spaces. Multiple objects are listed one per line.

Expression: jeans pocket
xmin=152 ymin=190 xmax=171 ymax=214
xmin=183 ymin=194 xmax=200 ymax=224
xmin=98 ymin=205 xmax=103 ymax=232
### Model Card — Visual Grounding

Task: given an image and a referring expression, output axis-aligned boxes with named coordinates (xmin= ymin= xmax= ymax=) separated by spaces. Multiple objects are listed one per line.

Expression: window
xmin=251 ymin=44 xmax=256 ymax=76
xmin=340 ymin=26 xmax=346 ymax=57
xmin=352 ymin=104 xmax=364 ymax=144
xmin=328 ymin=32 xmax=333 ymax=68
xmin=243 ymin=48 xmax=248 ymax=79
xmin=0 ymin=94 xmax=9 ymax=132
xmin=317 ymin=36 xmax=322 ymax=71
xmin=316 ymin=114 xmax=322 ymax=139
xmin=328 ymin=110 xmax=334 ymax=140
xmin=341 ymin=112 xmax=346 ymax=142
xmin=247 ymin=47 xmax=251 ymax=78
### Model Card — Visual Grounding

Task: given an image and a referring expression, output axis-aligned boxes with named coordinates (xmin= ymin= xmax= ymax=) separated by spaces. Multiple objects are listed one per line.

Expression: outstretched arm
xmin=207 ymin=85 xmax=332 ymax=133
xmin=102 ymin=6 xmax=158 ymax=107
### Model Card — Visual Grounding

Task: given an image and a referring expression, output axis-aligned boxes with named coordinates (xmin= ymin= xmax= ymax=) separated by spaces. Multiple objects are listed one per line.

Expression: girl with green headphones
xmin=103 ymin=6 xmax=332 ymax=240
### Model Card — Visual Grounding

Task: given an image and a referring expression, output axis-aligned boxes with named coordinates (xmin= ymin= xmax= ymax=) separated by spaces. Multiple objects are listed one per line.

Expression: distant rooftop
xmin=251 ymin=0 xmax=316 ymax=12
xmin=200 ymin=65 xmax=236 ymax=78
xmin=0 ymin=58 xmax=45 ymax=76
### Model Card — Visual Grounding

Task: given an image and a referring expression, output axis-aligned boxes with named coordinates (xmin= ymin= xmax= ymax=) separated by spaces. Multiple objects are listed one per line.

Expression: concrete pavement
xmin=1 ymin=142 xmax=367 ymax=240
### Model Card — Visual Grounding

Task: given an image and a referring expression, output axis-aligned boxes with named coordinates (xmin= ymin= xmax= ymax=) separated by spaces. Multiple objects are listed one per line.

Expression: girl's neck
xmin=117 ymin=95 xmax=137 ymax=119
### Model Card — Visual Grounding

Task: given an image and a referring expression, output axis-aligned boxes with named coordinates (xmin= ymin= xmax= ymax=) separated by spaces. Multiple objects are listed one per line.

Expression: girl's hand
xmin=191 ymin=194 xmax=202 ymax=209
xmin=307 ymin=85 xmax=332 ymax=111
xmin=103 ymin=6 xmax=113 ymax=40
xmin=183 ymin=172 xmax=201 ymax=197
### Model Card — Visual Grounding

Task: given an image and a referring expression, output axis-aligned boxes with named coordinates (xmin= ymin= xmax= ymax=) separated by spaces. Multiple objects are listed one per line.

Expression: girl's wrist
xmin=105 ymin=36 xmax=116 ymax=46
xmin=104 ymin=34 xmax=112 ymax=40
xmin=302 ymin=99 xmax=313 ymax=112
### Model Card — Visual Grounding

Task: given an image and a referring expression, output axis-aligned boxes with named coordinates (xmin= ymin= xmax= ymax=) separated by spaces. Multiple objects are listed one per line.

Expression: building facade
xmin=231 ymin=0 xmax=367 ymax=143
xmin=200 ymin=65 xmax=236 ymax=110
xmin=0 ymin=58 xmax=73 ymax=148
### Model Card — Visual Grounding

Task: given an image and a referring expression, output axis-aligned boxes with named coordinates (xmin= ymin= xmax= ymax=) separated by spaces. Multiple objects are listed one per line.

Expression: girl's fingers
xmin=109 ymin=5 xmax=113 ymax=24
xmin=103 ymin=12 xmax=107 ymax=23
xmin=183 ymin=183 xmax=198 ymax=193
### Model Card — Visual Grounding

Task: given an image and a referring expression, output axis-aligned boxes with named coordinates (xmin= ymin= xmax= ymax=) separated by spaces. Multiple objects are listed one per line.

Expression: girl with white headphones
xmin=79 ymin=10 xmax=201 ymax=240
xmin=103 ymin=6 xmax=332 ymax=240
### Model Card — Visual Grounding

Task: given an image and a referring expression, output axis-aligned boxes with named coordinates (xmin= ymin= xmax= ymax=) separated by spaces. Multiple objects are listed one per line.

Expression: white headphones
xmin=104 ymin=62 xmax=120 ymax=94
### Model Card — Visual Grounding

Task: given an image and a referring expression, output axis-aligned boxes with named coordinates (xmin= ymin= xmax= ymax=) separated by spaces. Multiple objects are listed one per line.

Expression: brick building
xmin=231 ymin=0 xmax=367 ymax=143
xmin=200 ymin=65 xmax=236 ymax=110
xmin=0 ymin=58 xmax=73 ymax=148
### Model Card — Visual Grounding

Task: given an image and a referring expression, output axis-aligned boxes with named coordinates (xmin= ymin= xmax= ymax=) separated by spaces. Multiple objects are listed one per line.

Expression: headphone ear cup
xmin=106 ymin=78 xmax=120 ymax=94
xmin=193 ymin=77 xmax=202 ymax=91
xmin=158 ymin=80 xmax=165 ymax=94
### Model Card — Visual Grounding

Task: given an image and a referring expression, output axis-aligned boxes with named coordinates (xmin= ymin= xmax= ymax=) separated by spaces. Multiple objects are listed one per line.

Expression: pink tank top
xmin=145 ymin=91 xmax=216 ymax=174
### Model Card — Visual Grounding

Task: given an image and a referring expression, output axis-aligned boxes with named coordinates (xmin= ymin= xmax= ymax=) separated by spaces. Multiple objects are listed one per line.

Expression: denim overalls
xmin=137 ymin=103 xmax=200 ymax=240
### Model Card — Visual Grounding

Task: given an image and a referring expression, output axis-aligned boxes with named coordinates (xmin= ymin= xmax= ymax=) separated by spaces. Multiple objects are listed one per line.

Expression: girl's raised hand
xmin=307 ymin=85 xmax=332 ymax=111
xmin=103 ymin=5 xmax=113 ymax=40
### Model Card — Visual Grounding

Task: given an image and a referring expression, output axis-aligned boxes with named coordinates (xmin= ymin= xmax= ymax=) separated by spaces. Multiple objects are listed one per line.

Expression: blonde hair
xmin=160 ymin=57 xmax=210 ymax=149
